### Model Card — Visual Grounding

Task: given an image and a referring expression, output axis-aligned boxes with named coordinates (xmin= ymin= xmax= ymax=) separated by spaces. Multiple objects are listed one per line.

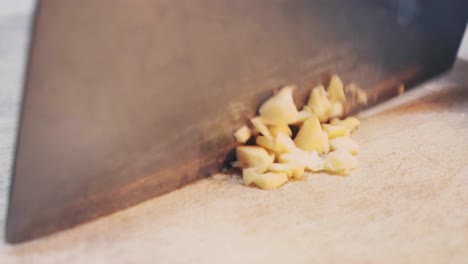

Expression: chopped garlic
xmin=233 ymin=125 xmax=251 ymax=143
xmin=324 ymin=150 xmax=358 ymax=175
xmin=234 ymin=73 xmax=363 ymax=190
xmin=330 ymin=137 xmax=359 ymax=155
xmin=344 ymin=82 xmax=358 ymax=96
xmin=259 ymin=85 xmax=298 ymax=125
xmin=278 ymin=148 xmax=324 ymax=172
xmin=306 ymin=85 xmax=331 ymax=122
xmin=330 ymin=116 xmax=360 ymax=132
xmin=291 ymin=166 xmax=306 ymax=180
xmin=345 ymin=83 xmax=367 ymax=105
xmin=294 ymin=115 xmax=327 ymax=153
xmin=268 ymin=163 xmax=294 ymax=178
xmin=329 ymin=101 xmax=344 ymax=119
xmin=356 ymin=87 xmax=368 ymax=105
xmin=292 ymin=109 xmax=313 ymax=124
xmin=242 ymin=168 xmax=259 ymax=186
xmin=251 ymin=117 xmax=273 ymax=140
xmin=236 ymin=146 xmax=274 ymax=172
xmin=256 ymin=131 xmax=295 ymax=155
xmin=243 ymin=168 xmax=288 ymax=190
xmin=321 ymin=131 xmax=330 ymax=154
xmin=269 ymin=124 xmax=292 ymax=137
xmin=327 ymin=74 xmax=346 ymax=102
xmin=322 ymin=123 xmax=351 ymax=139
xmin=269 ymin=162 xmax=305 ymax=180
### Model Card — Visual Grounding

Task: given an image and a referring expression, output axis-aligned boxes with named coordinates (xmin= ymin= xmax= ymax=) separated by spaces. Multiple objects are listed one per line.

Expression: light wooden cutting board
xmin=0 ymin=61 xmax=466 ymax=263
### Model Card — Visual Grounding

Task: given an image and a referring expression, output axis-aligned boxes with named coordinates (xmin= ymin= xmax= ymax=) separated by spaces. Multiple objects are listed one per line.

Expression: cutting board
xmin=7 ymin=0 xmax=468 ymax=243
xmin=2 ymin=61 xmax=467 ymax=263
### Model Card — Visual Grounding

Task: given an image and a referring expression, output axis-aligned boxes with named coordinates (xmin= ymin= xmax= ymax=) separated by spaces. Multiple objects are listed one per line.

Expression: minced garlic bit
xmin=233 ymin=125 xmax=252 ymax=143
xmin=306 ymin=85 xmax=331 ymax=123
xmin=256 ymin=131 xmax=295 ymax=155
xmin=243 ymin=168 xmax=289 ymax=190
xmin=258 ymin=85 xmax=298 ymax=125
xmin=324 ymin=150 xmax=358 ymax=175
xmin=232 ymin=75 xmax=365 ymax=190
xmin=329 ymin=136 xmax=359 ymax=155
xmin=250 ymin=117 xmax=273 ymax=140
xmin=269 ymin=124 xmax=292 ymax=137
xmin=235 ymin=146 xmax=274 ymax=173
xmin=294 ymin=115 xmax=327 ymax=154
xmin=327 ymin=74 xmax=346 ymax=103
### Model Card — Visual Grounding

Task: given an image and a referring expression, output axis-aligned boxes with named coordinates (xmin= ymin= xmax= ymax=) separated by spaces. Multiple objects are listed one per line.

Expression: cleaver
xmin=6 ymin=0 xmax=468 ymax=243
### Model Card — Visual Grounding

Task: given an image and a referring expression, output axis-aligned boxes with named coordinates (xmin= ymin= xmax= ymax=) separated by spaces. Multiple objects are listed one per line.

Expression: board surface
xmin=2 ymin=61 xmax=468 ymax=264
xmin=6 ymin=0 xmax=468 ymax=242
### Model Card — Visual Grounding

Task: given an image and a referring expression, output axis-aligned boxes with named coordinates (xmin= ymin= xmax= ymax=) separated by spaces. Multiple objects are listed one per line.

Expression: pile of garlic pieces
xmin=232 ymin=74 xmax=367 ymax=190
